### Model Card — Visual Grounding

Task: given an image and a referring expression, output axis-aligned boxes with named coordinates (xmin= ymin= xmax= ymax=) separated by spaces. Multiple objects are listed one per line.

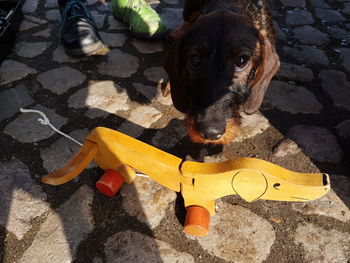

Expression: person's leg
xmin=58 ymin=0 xmax=108 ymax=56
xmin=112 ymin=0 xmax=167 ymax=39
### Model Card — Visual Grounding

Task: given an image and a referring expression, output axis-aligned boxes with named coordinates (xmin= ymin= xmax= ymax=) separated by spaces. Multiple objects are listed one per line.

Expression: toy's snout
xmin=231 ymin=170 xmax=330 ymax=202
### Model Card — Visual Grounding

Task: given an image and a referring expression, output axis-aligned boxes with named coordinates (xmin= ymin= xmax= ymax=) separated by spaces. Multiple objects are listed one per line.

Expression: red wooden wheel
xmin=184 ymin=205 xmax=210 ymax=237
xmin=96 ymin=170 xmax=125 ymax=197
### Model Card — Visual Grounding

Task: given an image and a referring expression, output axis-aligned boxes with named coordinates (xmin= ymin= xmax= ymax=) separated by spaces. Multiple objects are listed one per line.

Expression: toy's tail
xmin=41 ymin=140 xmax=98 ymax=185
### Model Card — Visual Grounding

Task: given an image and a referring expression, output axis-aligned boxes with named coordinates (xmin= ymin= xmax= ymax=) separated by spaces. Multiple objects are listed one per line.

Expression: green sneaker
xmin=112 ymin=0 xmax=167 ymax=39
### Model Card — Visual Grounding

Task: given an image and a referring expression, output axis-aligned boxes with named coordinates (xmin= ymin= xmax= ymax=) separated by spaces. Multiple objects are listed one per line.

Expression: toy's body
xmin=42 ymin=127 xmax=330 ymax=236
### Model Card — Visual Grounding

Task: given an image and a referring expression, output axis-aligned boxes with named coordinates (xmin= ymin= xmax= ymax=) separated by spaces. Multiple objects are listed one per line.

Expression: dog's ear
xmin=244 ymin=34 xmax=280 ymax=114
xmin=164 ymin=7 xmax=202 ymax=113
xmin=164 ymin=23 xmax=189 ymax=113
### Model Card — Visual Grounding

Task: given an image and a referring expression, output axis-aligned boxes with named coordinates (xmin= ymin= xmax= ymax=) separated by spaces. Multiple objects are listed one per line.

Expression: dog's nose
xmin=197 ymin=120 xmax=226 ymax=140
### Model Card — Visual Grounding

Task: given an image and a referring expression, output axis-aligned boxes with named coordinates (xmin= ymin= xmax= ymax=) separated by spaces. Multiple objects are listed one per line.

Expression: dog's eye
xmin=190 ymin=55 xmax=201 ymax=68
xmin=235 ymin=56 xmax=249 ymax=71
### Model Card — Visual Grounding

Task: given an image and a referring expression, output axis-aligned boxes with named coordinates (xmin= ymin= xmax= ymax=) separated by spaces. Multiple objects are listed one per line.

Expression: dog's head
xmin=164 ymin=10 xmax=279 ymax=144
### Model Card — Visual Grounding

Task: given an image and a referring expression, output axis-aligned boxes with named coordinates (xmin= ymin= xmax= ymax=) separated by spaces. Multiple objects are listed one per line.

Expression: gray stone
xmin=336 ymin=120 xmax=350 ymax=138
xmin=327 ymin=26 xmax=350 ymax=42
xmin=318 ymin=70 xmax=350 ymax=111
xmin=108 ymin=16 xmax=128 ymax=30
xmin=91 ymin=11 xmax=105 ymax=29
xmin=339 ymin=48 xmax=350 ymax=72
xmin=283 ymin=45 xmax=329 ymax=65
xmin=93 ymin=257 xmax=103 ymax=263
xmin=294 ymin=223 xmax=350 ymax=263
xmin=144 ymin=66 xmax=168 ymax=83
xmin=24 ymin=15 xmax=47 ymax=25
xmin=97 ymin=3 xmax=110 ymax=11
xmin=4 ymin=105 xmax=68 ymax=143
xmin=133 ymin=82 xmax=172 ymax=105
xmin=16 ymin=42 xmax=51 ymax=58
xmin=105 ymin=230 xmax=195 ymax=263
xmin=98 ymin=49 xmax=139 ymax=77
xmin=275 ymin=63 xmax=314 ymax=82
xmin=152 ymin=119 xmax=187 ymax=148
xmin=0 ymin=159 xmax=49 ymax=240
xmin=196 ymin=202 xmax=275 ymax=263
xmin=19 ymin=20 xmax=40 ymax=31
xmin=163 ymin=0 xmax=179 ymax=4
xmin=273 ymin=21 xmax=286 ymax=41
xmin=281 ymin=0 xmax=305 ymax=7
xmin=20 ymin=185 xmax=94 ymax=263
xmin=235 ymin=112 xmax=270 ymax=142
xmin=99 ymin=32 xmax=127 ymax=47
xmin=286 ymin=10 xmax=314 ymax=26
xmin=131 ymin=39 xmax=164 ymax=53
xmin=87 ymin=0 xmax=99 ymax=5
xmin=273 ymin=138 xmax=301 ymax=157
xmin=0 ymin=60 xmax=37 ymax=86
xmin=118 ymin=106 xmax=162 ymax=138
xmin=287 ymin=125 xmax=343 ymax=163
xmin=68 ymin=80 xmax=130 ymax=118
xmin=33 ymin=28 xmax=51 ymax=38
xmin=311 ymin=0 xmax=329 ymax=8
xmin=292 ymin=25 xmax=329 ymax=45
xmin=262 ymin=81 xmax=323 ymax=114
xmin=120 ymin=176 xmax=176 ymax=229
xmin=344 ymin=3 xmax=350 ymax=15
xmin=292 ymin=175 xmax=350 ymax=222
xmin=22 ymin=0 xmax=39 ymax=13
xmin=45 ymin=0 xmax=58 ymax=8
xmin=37 ymin=66 xmax=86 ymax=95
xmin=315 ymin=8 xmax=346 ymax=24
xmin=46 ymin=9 xmax=61 ymax=21
xmin=40 ymin=129 xmax=94 ymax=172
xmin=160 ymin=8 xmax=183 ymax=30
xmin=330 ymin=174 xmax=350 ymax=210
xmin=0 ymin=85 xmax=34 ymax=121
xmin=52 ymin=46 xmax=85 ymax=63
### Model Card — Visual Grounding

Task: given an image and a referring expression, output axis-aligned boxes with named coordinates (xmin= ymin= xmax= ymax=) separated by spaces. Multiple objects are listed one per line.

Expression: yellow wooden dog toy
xmin=42 ymin=127 xmax=330 ymax=237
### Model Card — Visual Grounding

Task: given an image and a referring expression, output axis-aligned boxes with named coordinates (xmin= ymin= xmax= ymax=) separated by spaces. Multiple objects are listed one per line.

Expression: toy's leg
xmin=96 ymin=164 xmax=136 ymax=197
xmin=184 ymin=206 xmax=210 ymax=237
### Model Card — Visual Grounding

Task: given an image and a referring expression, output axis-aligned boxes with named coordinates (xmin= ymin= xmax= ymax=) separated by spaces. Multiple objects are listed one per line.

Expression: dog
xmin=164 ymin=0 xmax=280 ymax=144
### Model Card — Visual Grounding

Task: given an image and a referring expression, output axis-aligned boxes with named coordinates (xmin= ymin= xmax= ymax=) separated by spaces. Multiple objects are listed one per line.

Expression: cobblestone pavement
xmin=1 ymin=0 xmax=350 ymax=262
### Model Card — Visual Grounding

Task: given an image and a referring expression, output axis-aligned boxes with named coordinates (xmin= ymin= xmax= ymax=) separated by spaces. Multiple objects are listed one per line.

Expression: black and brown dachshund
xmin=164 ymin=0 xmax=280 ymax=144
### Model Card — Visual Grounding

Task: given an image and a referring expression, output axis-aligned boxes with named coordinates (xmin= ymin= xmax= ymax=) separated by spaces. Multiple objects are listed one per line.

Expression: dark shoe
xmin=0 ymin=0 xmax=25 ymax=63
xmin=59 ymin=0 xmax=109 ymax=56
xmin=112 ymin=0 xmax=167 ymax=39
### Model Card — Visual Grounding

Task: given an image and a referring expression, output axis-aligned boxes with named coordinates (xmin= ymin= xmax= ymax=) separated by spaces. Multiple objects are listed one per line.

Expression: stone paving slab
xmin=105 ymin=230 xmax=195 ymax=263
xmin=0 ymin=159 xmax=49 ymax=240
xmin=194 ymin=201 xmax=276 ymax=263
xmin=4 ymin=105 xmax=68 ymax=143
xmin=294 ymin=223 xmax=350 ymax=263
xmin=19 ymin=185 xmax=94 ymax=263
xmin=0 ymin=0 xmax=350 ymax=262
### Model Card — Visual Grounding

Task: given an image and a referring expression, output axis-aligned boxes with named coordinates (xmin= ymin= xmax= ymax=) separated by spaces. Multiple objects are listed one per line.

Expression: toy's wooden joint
xmin=116 ymin=164 xmax=136 ymax=184
xmin=181 ymin=182 xmax=216 ymax=216
xmin=178 ymin=172 xmax=194 ymax=187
